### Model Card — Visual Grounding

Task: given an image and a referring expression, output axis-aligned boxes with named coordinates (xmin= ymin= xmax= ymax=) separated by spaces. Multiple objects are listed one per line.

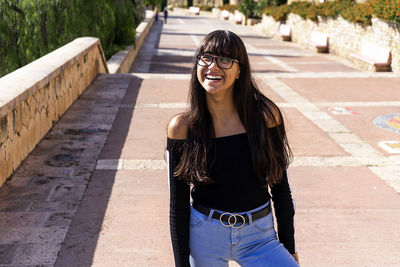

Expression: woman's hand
xmin=292 ymin=253 xmax=300 ymax=265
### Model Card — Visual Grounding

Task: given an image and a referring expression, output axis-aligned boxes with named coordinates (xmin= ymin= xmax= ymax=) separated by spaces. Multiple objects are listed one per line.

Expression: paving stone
xmin=0 ymin=244 xmax=17 ymax=264
xmin=0 ymin=228 xmax=29 ymax=244
xmin=0 ymin=184 xmax=53 ymax=202
xmin=22 ymin=227 xmax=68 ymax=244
xmin=29 ymin=201 xmax=79 ymax=213
xmin=44 ymin=212 xmax=74 ymax=227
xmin=12 ymin=243 xmax=61 ymax=265
xmin=0 ymin=200 xmax=32 ymax=212
xmin=0 ymin=213 xmax=50 ymax=227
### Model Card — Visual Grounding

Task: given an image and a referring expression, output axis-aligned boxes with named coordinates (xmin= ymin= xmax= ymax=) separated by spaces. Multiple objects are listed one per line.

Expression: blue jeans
xmin=189 ymin=202 xmax=299 ymax=267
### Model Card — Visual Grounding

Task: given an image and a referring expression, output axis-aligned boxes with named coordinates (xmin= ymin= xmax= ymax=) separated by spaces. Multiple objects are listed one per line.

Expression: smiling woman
xmin=166 ymin=30 xmax=299 ymax=267
xmin=196 ymin=54 xmax=240 ymax=96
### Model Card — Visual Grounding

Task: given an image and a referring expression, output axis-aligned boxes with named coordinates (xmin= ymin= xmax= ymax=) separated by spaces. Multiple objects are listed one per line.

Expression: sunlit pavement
xmin=0 ymin=11 xmax=399 ymax=267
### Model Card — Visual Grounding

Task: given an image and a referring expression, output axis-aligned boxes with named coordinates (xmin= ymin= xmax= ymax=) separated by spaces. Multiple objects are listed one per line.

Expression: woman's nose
xmin=208 ymin=60 xmax=220 ymax=69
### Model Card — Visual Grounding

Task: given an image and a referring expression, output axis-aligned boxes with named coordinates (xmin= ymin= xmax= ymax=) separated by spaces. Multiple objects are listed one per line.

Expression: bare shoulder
xmin=167 ymin=113 xmax=188 ymax=140
xmin=263 ymin=103 xmax=282 ymax=128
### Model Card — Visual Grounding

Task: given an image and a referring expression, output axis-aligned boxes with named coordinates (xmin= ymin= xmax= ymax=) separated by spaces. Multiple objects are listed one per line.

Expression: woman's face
xmin=196 ymin=53 xmax=240 ymax=96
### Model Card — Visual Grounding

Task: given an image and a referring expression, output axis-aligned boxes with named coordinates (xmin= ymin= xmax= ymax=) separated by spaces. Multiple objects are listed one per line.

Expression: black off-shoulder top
xmin=167 ymin=133 xmax=296 ymax=267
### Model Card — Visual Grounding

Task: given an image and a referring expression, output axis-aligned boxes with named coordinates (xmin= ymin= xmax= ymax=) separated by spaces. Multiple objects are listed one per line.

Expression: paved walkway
xmin=1 ymin=11 xmax=400 ymax=267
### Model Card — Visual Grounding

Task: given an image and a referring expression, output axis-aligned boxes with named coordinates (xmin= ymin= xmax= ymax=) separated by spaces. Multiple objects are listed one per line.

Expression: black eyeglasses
xmin=197 ymin=55 xmax=239 ymax=69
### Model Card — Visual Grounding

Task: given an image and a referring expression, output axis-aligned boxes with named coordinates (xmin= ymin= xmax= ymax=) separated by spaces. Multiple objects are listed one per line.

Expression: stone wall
xmin=0 ymin=9 xmax=156 ymax=188
xmin=260 ymin=13 xmax=400 ymax=73
xmin=0 ymin=38 xmax=108 ymax=187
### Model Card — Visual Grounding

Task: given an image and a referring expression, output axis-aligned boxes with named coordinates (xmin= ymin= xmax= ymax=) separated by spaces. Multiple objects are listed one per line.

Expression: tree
xmin=0 ymin=0 xmax=143 ymax=78
xmin=240 ymin=0 xmax=256 ymax=18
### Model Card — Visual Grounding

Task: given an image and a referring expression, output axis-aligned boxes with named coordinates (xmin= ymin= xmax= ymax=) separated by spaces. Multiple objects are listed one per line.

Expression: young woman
xmin=166 ymin=30 xmax=300 ymax=267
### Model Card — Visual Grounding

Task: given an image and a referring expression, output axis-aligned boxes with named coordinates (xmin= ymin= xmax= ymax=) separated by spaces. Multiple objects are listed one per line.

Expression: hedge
xmin=263 ymin=0 xmax=400 ymax=26
xmin=0 ymin=0 xmax=143 ymax=78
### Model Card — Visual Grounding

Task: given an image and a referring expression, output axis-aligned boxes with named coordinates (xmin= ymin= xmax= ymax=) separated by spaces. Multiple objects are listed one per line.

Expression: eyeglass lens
xmin=198 ymin=55 xmax=234 ymax=69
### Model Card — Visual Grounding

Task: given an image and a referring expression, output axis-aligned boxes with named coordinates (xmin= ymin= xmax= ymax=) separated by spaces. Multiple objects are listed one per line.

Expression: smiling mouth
xmin=205 ymin=75 xmax=223 ymax=81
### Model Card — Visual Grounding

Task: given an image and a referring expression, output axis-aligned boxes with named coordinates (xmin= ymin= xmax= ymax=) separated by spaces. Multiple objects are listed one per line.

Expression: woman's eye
xmin=203 ymin=56 xmax=212 ymax=63
xmin=220 ymin=57 xmax=230 ymax=63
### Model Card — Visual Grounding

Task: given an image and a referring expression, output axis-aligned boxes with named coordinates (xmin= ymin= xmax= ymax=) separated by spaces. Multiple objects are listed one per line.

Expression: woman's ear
xmin=236 ymin=70 xmax=240 ymax=79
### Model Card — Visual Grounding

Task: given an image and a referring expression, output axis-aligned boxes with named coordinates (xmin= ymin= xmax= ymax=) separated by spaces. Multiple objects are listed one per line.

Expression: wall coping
xmin=0 ymin=37 xmax=108 ymax=117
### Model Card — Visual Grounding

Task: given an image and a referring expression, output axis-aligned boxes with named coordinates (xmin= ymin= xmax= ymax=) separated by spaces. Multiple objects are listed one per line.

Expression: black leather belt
xmin=193 ymin=202 xmax=271 ymax=228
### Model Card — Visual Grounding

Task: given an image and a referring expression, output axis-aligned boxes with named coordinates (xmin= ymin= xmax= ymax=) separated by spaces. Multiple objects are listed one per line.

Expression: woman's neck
xmin=206 ymin=94 xmax=245 ymax=137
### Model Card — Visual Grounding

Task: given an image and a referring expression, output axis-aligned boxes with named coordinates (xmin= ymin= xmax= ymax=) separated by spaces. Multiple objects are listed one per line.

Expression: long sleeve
xmin=167 ymin=138 xmax=191 ymax=267
xmin=270 ymin=169 xmax=296 ymax=254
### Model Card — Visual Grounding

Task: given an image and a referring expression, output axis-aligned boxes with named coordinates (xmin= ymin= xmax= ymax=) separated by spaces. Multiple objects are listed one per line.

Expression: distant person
xmin=163 ymin=7 xmax=168 ymax=24
xmin=166 ymin=30 xmax=300 ymax=266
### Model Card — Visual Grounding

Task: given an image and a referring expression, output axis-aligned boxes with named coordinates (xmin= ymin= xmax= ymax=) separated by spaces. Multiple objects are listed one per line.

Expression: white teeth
xmin=206 ymin=75 xmax=222 ymax=80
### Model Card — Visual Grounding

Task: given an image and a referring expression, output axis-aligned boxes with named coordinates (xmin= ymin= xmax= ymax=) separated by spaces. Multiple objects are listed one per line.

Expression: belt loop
xmin=207 ymin=209 xmax=215 ymax=222
xmin=247 ymin=211 xmax=253 ymax=224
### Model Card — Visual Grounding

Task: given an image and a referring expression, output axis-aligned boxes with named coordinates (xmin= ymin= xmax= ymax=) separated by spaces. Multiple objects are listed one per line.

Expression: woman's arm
xmin=270 ymin=170 xmax=297 ymax=255
xmin=167 ymin=115 xmax=190 ymax=267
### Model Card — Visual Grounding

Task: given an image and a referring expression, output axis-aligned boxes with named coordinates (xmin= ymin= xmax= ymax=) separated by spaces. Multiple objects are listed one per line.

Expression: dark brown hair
xmin=175 ymin=30 xmax=291 ymax=187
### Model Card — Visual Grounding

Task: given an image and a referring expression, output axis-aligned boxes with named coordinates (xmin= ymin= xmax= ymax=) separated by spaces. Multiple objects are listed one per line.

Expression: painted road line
xmin=317 ymin=101 xmax=400 ymax=107
xmin=262 ymin=77 xmax=400 ymax=192
xmin=125 ymin=103 xmax=190 ymax=109
xmin=120 ymin=102 xmax=400 ymax=110
xmin=96 ymin=159 xmax=166 ymax=170
xmin=130 ymin=73 xmax=191 ymax=79
xmin=246 ymin=43 xmax=298 ymax=72
xmin=157 ymin=48 xmax=196 ymax=57
xmin=95 ymin=156 xmax=390 ymax=171
xmin=130 ymin=72 xmax=399 ymax=80
xmin=257 ymin=72 xmax=400 ymax=78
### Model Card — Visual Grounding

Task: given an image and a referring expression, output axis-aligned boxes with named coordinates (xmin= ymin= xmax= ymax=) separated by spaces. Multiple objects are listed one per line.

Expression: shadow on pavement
xmin=161 ymin=31 xmax=272 ymax=40
xmin=54 ymin=76 xmax=143 ymax=267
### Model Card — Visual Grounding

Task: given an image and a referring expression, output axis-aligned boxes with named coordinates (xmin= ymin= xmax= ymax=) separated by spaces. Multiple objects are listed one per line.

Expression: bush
xmin=263 ymin=0 xmax=399 ymax=26
xmin=341 ymin=1 xmax=374 ymax=26
xmin=263 ymin=4 xmax=291 ymax=22
xmin=254 ymin=0 xmax=273 ymax=18
xmin=199 ymin=5 xmax=213 ymax=12
xmin=0 ymin=0 xmax=142 ymax=78
xmin=240 ymin=0 xmax=256 ymax=18
xmin=370 ymin=0 xmax=400 ymax=24
xmin=219 ymin=4 xmax=239 ymax=13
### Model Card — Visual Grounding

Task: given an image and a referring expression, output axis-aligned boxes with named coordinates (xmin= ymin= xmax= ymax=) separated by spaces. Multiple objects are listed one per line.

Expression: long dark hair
xmin=175 ymin=30 xmax=292 ymax=187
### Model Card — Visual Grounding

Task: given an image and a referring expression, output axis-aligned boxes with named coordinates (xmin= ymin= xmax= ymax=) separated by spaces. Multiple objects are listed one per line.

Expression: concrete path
xmin=1 ymin=11 xmax=400 ymax=267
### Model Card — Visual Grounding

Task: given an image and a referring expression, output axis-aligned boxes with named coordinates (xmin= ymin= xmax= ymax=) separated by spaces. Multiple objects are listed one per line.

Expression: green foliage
xmin=143 ymin=0 xmax=162 ymax=9
xmin=113 ymin=0 xmax=137 ymax=45
xmin=341 ymin=1 xmax=374 ymax=26
xmin=263 ymin=4 xmax=291 ymax=22
xmin=199 ymin=5 xmax=213 ymax=11
xmin=263 ymin=0 xmax=400 ymax=26
xmin=369 ymin=0 xmax=400 ymax=24
xmin=0 ymin=0 xmax=142 ymax=78
xmin=254 ymin=0 xmax=274 ymax=18
xmin=240 ymin=0 xmax=256 ymax=18
xmin=220 ymin=4 xmax=239 ymax=13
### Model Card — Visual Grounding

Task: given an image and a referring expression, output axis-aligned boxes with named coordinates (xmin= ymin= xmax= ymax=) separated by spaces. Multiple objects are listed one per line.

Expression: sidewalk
xmin=1 ymin=11 xmax=400 ymax=267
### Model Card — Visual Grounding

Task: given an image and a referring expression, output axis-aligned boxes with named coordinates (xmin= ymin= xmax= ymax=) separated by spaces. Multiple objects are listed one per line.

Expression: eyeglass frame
xmin=196 ymin=54 xmax=240 ymax=69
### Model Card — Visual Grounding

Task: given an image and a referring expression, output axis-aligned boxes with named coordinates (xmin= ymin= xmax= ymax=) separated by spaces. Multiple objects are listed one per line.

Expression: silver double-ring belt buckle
xmin=219 ymin=212 xmax=246 ymax=229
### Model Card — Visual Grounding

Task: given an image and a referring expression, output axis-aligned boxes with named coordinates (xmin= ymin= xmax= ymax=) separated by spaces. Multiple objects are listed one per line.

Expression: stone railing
xmin=0 ymin=10 xmax=156 ymax=187
xmin=0 ymin=37 xmax=108 ymax=187
xmin=260 ymin=13 xmax=400 ymax=73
